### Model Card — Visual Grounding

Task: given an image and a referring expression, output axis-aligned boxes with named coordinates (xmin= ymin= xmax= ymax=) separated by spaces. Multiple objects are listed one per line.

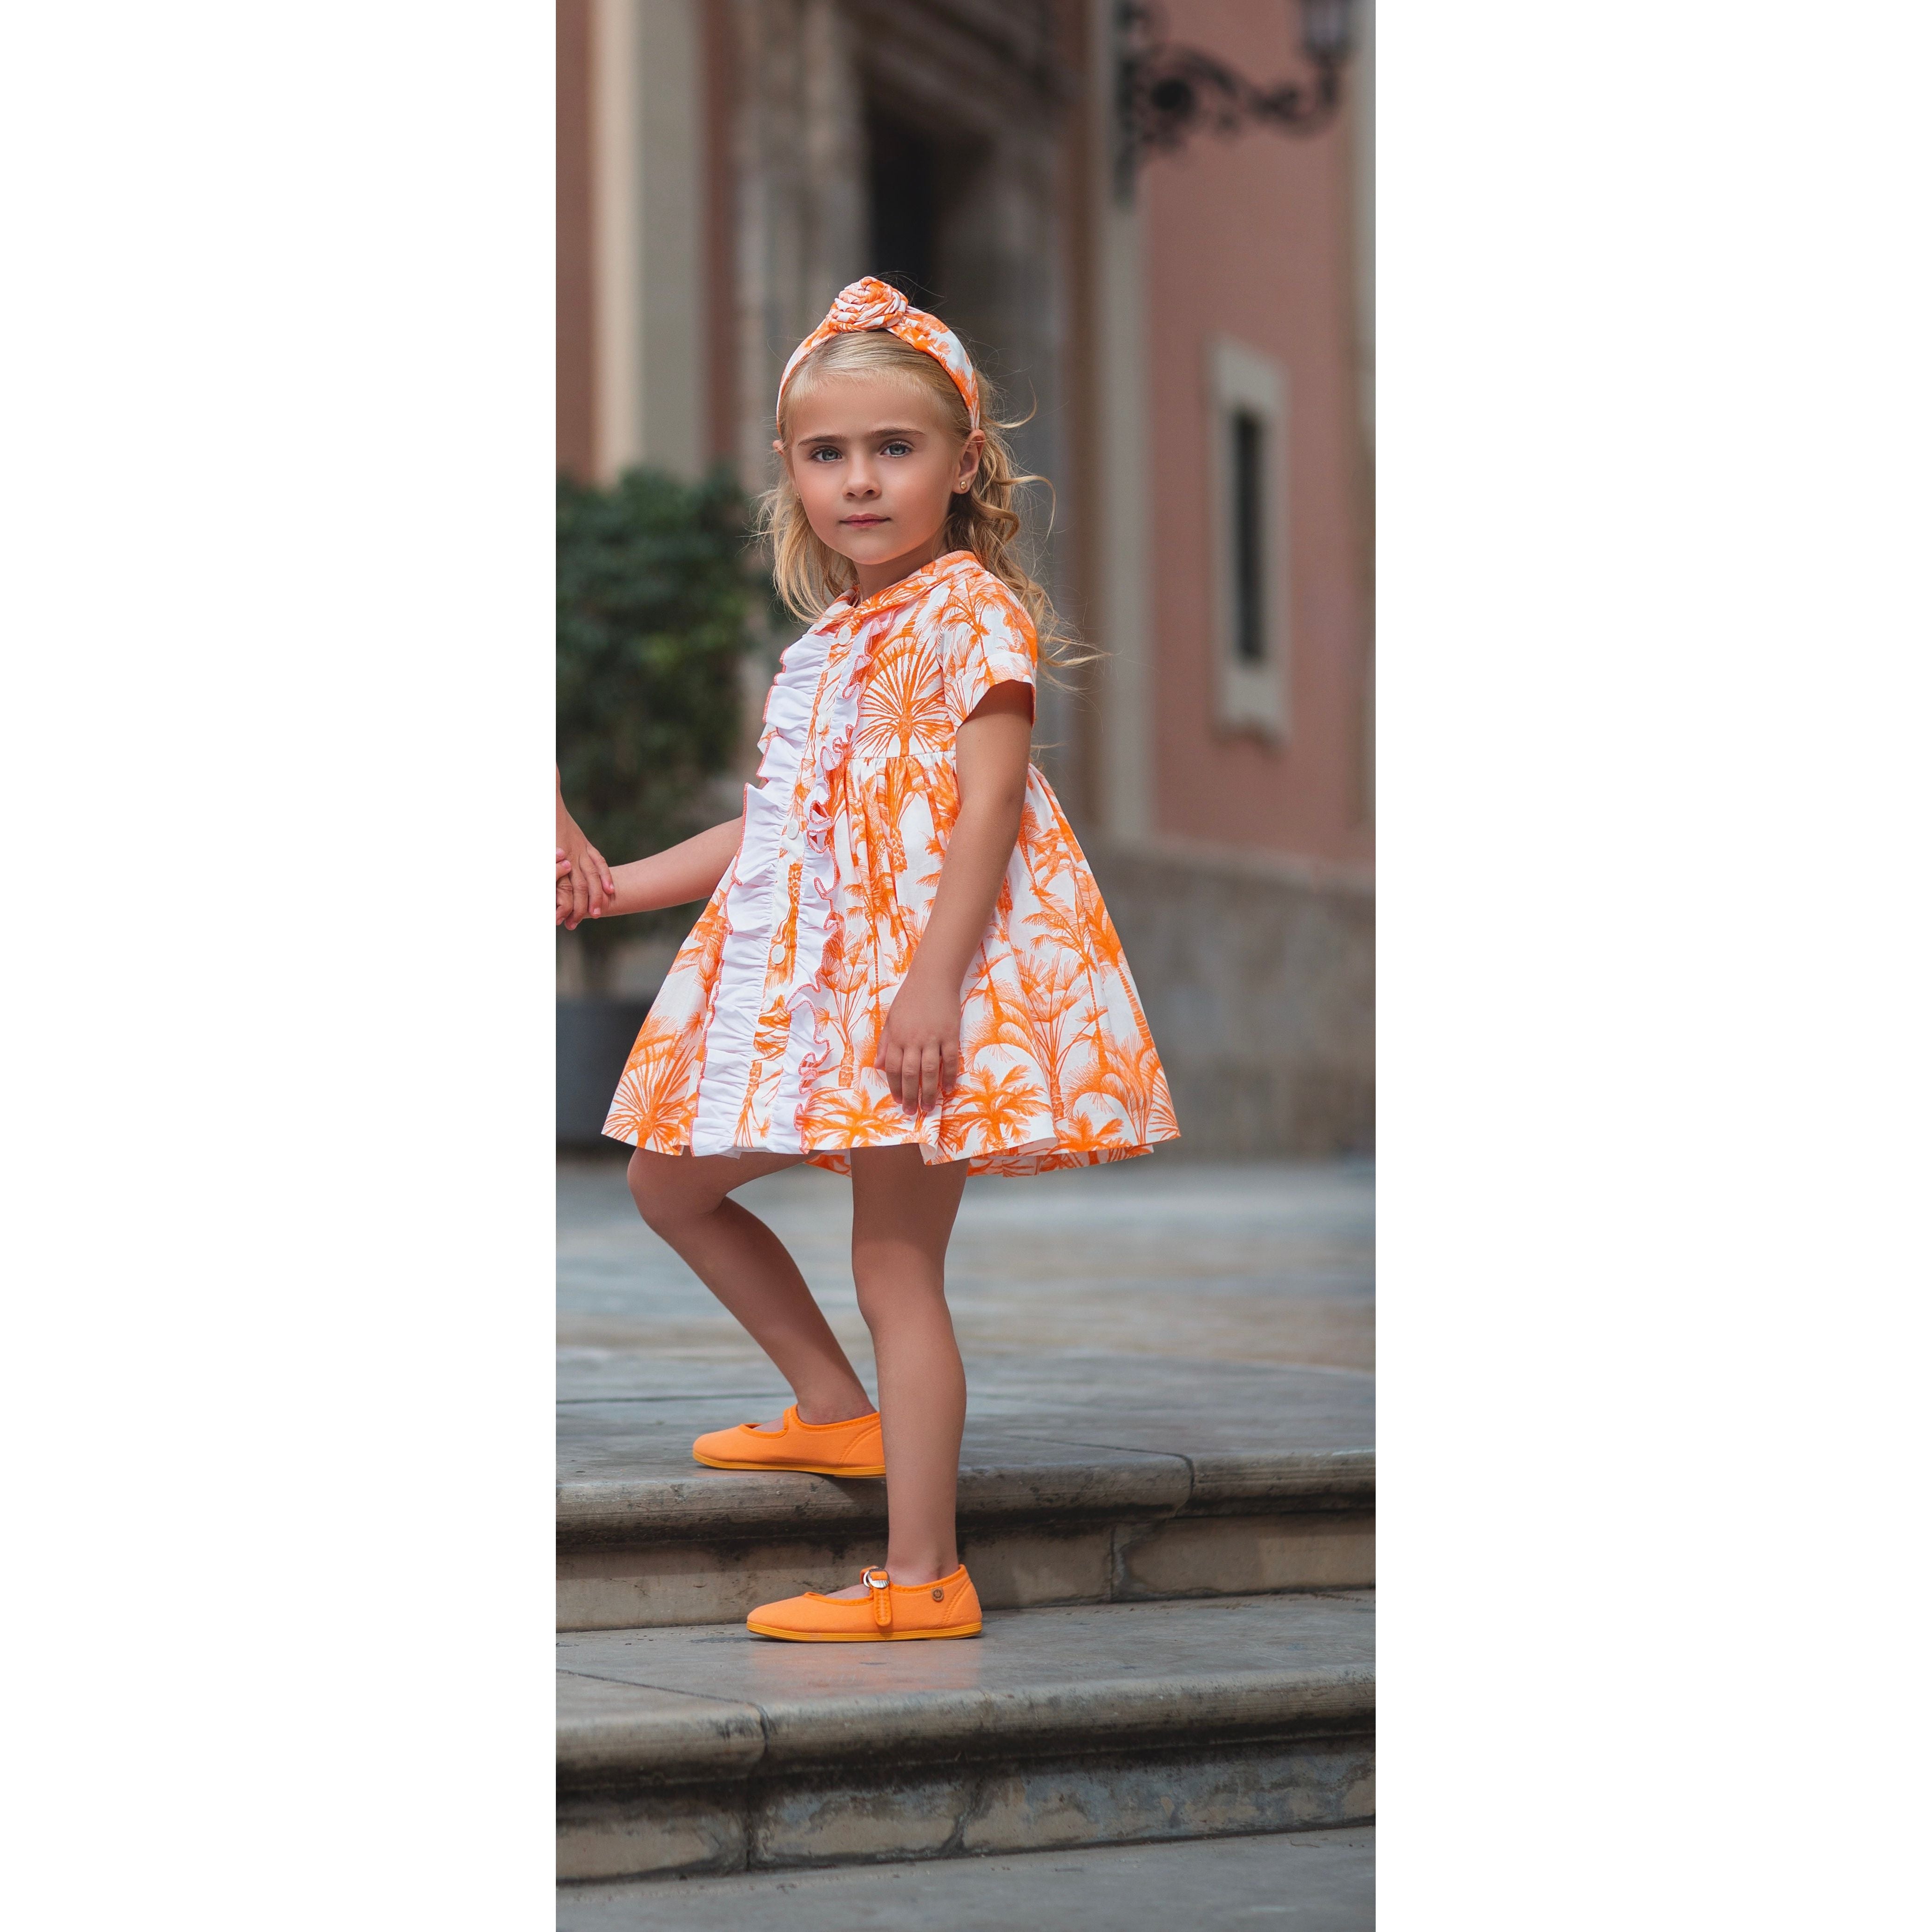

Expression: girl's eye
xmin=808 ymin=446 xmax=840 ymax=461
xmin=880 ymin=440 xmax=912 ymax=456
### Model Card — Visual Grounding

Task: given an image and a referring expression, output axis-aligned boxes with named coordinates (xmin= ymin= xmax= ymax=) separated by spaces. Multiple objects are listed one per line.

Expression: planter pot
xmin=557 ymin=994 xmax=659 ymax=1148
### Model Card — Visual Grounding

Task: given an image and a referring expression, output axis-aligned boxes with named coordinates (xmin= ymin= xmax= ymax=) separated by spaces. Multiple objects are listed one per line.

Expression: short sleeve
xmin=942 ymin=576 xmax=1038 ymax=728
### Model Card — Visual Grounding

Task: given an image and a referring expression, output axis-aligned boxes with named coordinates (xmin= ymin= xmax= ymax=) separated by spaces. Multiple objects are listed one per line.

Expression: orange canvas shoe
xmin=691 ymin=1404 xmax=885 ymax=1478
xmin=746 ymin=1565 xmax=983 ymax=1642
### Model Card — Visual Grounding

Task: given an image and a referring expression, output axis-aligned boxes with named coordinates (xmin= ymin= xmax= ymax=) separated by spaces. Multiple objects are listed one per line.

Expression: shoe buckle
xmin=863 ymin=1566 xmax=892 ymax=1629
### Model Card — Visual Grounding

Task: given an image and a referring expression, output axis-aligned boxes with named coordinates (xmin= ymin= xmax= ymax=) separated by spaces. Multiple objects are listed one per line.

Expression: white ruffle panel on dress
xmin=686 ymin=611 xmax=858 ymax=1155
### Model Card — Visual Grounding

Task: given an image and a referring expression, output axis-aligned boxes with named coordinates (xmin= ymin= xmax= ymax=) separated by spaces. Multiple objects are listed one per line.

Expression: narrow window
xmin=1209 ymin=337 xmax=1287 ymax=736
xmin=1232 ymin=410 xmax=1267 ymax=664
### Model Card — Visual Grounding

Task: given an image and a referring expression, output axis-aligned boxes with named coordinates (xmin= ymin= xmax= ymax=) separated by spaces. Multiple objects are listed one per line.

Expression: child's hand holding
xmin=555 ymin=769 xmax=616 ymax=928
xmin=557 ymin=851 xmax=604 ymax=930
xmin=557 ymin=827 xmax=615 ymax=928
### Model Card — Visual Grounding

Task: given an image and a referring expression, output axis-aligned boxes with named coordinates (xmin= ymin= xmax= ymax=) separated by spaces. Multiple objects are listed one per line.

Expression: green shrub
xmin=556 ymin=466 xmax=767 ymax=949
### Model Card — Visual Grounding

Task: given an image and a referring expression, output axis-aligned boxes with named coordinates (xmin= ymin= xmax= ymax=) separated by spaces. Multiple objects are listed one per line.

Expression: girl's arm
xmin=558 ymin=815 xmax=745 ymax=929
xmin=876 ymin=681 xmax=1034 ymax=1114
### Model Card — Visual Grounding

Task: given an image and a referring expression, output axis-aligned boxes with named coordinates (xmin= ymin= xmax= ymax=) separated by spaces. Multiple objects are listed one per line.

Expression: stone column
xmin=588 ymin=0 xmax=708 ymax=481
xmin=638 ymin=0 xmax=707 ymax=479
xmin=1087 ymin=0 xmax=1153 ymax=843
xmin=589 ymin=0 xmax=644 ymax=479
xmin=730 ymin=0 xmax=867 ymax=488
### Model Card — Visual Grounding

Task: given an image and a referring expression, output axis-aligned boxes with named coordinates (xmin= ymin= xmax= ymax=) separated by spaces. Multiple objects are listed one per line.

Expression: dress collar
xmin=818 ymin=551 xmax=976 ymax=630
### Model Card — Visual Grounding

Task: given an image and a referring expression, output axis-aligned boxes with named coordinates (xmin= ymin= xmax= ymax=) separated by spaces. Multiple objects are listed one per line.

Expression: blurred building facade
xmin=558 ymin=0 xmax=1373 ymax=1154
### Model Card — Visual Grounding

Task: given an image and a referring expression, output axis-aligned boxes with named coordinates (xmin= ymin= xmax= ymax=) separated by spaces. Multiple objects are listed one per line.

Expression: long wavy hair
xmin=756 ymin=329 xmax=1084 ymax=668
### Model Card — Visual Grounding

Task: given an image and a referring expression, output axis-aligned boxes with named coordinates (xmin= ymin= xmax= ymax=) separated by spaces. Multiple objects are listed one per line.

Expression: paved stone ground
xmin=557 ymin=1147 xmax=1375 ymax=1399
xmin=557 ymin=1824 xmax=1376 ymax=1930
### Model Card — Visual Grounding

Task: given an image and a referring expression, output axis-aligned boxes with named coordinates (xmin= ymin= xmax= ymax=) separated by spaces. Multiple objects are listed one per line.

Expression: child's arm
xmin=558 ymin=815 xmax=745 ymax=930
xmin=875 ymin=682 xmax=1034 ymax=1114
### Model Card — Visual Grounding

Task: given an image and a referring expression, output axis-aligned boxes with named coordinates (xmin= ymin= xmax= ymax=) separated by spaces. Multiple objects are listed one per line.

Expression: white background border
xmin=1381 ymin=3 xmax=1931 ymax=1922
xmin=3 ymin=5 xmax=554 ymax=1922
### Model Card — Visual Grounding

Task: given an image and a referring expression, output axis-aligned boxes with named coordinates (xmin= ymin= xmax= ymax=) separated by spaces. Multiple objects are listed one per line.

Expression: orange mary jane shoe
xmin=691 ymin=1404 xmax=885 ymax=1479
xmin=746 ymin=1565 xmax=983 ymax=1642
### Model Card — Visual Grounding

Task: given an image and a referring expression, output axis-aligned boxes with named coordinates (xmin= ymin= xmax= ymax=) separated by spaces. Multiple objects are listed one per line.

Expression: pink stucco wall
xmin=1142 ymin=0 xmax=1371 ymax=867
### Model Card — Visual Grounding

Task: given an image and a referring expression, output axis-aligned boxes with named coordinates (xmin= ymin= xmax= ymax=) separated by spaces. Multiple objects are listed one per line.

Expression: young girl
xmin=569 ymin=277 xmax=1177 ymax=1642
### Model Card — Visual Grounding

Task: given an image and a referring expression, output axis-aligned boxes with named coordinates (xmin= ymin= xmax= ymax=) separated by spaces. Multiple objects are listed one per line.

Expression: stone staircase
xmin=556 ymin=1357 xmax=1375 ymax=1896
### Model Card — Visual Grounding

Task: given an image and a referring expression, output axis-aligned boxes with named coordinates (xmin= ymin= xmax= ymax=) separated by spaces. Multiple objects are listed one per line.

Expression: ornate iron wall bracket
xmin=1116 ymin=0 xmax=1353 ymax=200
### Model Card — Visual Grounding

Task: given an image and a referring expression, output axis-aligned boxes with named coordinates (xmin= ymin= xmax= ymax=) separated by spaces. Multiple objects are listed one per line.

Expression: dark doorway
xmin=866 ymin=109 xmax=942 ymax=311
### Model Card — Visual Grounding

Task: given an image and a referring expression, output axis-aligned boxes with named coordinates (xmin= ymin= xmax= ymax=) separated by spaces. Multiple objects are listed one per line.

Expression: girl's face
xmin=780 ymin=372 xmax=983 ymax=587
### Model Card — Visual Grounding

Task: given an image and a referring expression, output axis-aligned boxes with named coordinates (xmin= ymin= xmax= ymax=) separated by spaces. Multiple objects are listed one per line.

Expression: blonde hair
xmin=757 ymin=330 xmax=1082 ymax=666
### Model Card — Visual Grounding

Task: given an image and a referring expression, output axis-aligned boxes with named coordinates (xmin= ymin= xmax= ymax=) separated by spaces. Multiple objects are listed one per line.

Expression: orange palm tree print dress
xmin=603 ymin=551 xmax=1178 ymax=1175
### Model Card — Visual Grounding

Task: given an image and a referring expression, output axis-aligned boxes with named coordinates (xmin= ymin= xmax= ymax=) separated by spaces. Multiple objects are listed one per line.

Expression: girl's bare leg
xmin=831 ymin=1142 xmax=971 ymax=1590
xmin=627 ymin=1148 xmax=874 ymax=1424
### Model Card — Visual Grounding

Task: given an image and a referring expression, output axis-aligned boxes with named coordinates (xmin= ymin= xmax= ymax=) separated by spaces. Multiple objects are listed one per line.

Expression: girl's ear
xmin=954 ymin=429 xmax=985 ymax=494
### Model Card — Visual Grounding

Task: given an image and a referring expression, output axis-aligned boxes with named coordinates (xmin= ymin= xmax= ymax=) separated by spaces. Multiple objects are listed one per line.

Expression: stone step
xmin=558 ymin=1822 xmax=1375 ymax=1930
xmin=556 ymin=1588 xmax=1375 ymax=1885
xmin=558 ymin=1359 xmax=1374 ymax=1631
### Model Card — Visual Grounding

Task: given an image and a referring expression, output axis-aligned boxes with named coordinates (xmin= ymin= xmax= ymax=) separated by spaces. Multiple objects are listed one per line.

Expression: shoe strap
xmin=862 ymin=1566 xmax=892 ymax=1628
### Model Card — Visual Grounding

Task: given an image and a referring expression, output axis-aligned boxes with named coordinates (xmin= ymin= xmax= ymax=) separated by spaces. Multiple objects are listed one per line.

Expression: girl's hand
xmin=876 ymin=970 xmax=962 ymax=1115
xmin=557 ymin=818 xmax=615 ymax=929
xmin=557 ymin=852 xmax=602 ymax=930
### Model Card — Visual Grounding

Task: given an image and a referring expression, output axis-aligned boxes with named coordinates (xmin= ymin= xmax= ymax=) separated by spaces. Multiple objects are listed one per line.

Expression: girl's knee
xmin=628 ymin=1150 xmax=696 ymax=1234
xmin=851 ymin=1252 xmax=889 ymax=1327
xmin=851 ymin=1254 xmax=943 ymax=1330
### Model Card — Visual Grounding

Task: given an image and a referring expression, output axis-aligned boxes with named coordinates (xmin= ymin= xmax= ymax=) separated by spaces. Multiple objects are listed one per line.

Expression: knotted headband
xmin=776 ymin=277 xmax=980 ymax=432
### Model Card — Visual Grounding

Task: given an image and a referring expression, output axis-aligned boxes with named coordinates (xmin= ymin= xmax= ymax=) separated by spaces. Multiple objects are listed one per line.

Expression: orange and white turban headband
xmin=777 ymin=277 xmax=980 ymax=432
